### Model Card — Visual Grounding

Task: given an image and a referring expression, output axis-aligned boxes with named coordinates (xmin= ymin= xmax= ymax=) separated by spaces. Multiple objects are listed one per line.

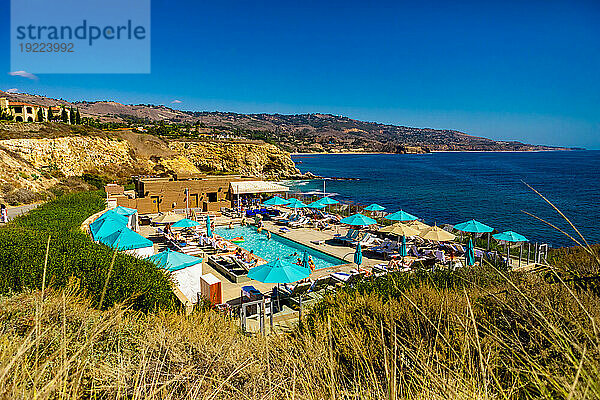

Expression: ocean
xmin=289 ymin=151 xmax=600 ymax=248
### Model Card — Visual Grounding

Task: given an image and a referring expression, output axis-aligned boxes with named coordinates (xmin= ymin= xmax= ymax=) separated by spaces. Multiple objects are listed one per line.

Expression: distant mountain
xmin=0 ymin=91 xmax=577 ymax=153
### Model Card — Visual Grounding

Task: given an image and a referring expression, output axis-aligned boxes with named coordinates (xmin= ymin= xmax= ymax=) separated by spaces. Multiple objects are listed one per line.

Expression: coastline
xmin=291 ymin=149 xmax=578 ymax=156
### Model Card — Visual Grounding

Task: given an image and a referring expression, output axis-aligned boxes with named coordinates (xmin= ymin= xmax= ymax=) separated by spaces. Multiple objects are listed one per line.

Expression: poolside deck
xmin=138 ymin=218 xmax=381 ymax=304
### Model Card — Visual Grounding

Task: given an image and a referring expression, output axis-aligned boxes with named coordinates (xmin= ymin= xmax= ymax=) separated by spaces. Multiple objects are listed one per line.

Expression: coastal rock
xmin=0 ymin=125 xmax=300 ymax=204
xmin=168 ymin=140 xmax=300 ymax=179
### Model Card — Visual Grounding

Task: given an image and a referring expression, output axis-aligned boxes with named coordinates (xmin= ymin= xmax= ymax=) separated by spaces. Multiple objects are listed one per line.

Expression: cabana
xmin=110 ymin=206 xmax=139 ymax=231
xmin=89 ymin=213 xmax=128 ymax=241
xmin=147 ymin=248 xmax=205 ymax=304
xmin=100 ymin=227 xmax=154 ymax=258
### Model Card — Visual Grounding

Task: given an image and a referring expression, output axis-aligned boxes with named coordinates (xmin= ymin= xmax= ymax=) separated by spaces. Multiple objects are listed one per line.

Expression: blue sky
xmin=1 ymin=0 xmax=599 ymax=148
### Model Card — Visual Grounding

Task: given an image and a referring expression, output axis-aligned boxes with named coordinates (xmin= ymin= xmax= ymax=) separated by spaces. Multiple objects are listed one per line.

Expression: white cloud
xmin=8 ymin=70 xmax=38 ymax=80
xmin=171 ymin=99 xmax=182 ymax=104
xmin=5 ymin=88 xmax=19 ymax=93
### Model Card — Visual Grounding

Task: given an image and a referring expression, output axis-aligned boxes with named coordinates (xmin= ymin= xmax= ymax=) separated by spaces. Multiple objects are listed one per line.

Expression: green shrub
xmin=0 ymin=191 xmax=174 ymax=311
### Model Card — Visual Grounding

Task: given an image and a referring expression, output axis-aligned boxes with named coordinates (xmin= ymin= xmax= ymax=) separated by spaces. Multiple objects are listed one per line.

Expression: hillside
xmin=0 ymin=91 xmax=575 ymax=153
xmin=0 ymin=122 xmax=299 ymax=205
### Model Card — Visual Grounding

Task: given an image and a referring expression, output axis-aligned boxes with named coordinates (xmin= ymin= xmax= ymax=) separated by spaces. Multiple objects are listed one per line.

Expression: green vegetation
xmin=0 ymin=191 xmax=174 ymax=311
xmin=0 ymin=250 xmax=598 ymax=398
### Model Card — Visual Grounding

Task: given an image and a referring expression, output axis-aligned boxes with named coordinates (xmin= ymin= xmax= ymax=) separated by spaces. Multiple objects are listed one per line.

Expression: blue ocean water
xmin=290 ymin=151 xmax=600 ymax=248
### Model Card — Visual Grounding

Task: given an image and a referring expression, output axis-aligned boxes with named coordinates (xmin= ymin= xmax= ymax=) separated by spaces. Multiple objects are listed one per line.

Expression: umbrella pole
xmin=277 ymin=283 xmax=281 ymax=313
xmin=487 ymin=233 xmax=490 ymax=251
xmin=519 ymin=243 xmax=522 ymax=269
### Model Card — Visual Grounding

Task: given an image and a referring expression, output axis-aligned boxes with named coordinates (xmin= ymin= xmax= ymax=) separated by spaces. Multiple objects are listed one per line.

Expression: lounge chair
xmin=352 ymin=233 xmax=380 ymax=247
xmin=288 ymin=217 xmax=309 ymax=228
xmin=331 ymin=270 xmax=365 ymax=286
xmin=280 ymin=281 xmax=312 ymax=298
xmin=309 ymin=275 xmax=332 ymax=294
xmin=434 ymin=250 xmax=447 ymax=264
xmin=241 ymin=285 xmax=263 ymax=300
xmin=339 ymin=229 xmax=360 ymax=245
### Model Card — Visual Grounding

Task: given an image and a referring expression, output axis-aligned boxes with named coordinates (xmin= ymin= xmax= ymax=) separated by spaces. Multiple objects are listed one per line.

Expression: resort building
xmin=106 ymin=173 xmax=289 ymax=214
xmin=0 ymin=97 xmax=71 ymax=123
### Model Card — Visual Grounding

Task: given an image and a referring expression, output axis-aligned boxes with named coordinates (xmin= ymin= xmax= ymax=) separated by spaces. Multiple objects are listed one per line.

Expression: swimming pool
xmin=214 ymin=225 xmax=345 ymax=270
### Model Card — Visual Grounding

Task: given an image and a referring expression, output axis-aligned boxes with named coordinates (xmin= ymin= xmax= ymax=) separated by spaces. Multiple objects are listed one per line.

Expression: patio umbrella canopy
xmin=263 ymin=196 xmax=290 ymax=206
xmin=385 ymin=224 xmax=421 ymax=237
xmin=302 ymin=250 xmax=310 ymax=270
xmin=248 ymin=258 xmax=310 ymax=284
xmin=419 ymin=225 xmax=456 ymax=242
xmin=493 ymin=231 xmax=529 ymax=242
xmin=286 ymin=198 xmax=307 ymax=209
xmin=96 ymin=210 xmax=128 ymax=225
xmin=172 ymin=218 xmax=201 ymax=228
xmin=319 ymin=197 xmax=339 ymax=205
xmin=206 ymin=215 xmax=213 ymax=238
xmin=406 ymin=220 xmax=431 ymax=231
xmin=400 ymin=235 xmax=407 ymax=257
xmin=111 ymin=206 xmax=137 ymax=217
xmin=306 ymin=200 xmax=326 ymax=209
xmin=466 ymin=238 xmax=475 ymax=266
xmin=385 ymin=210 xmax=418 ymax=222
xmin=100 ymin=227 xmax=153 ymax=250
xmin=354 ymin=243 xmax=363 ymax=267
xmin=153 ymin=213 xmax=184 ymax=224
xmin=454 ymin=219 xmax=494 ymax=233
xmin=90 ymin=215 xmax=128 ymax=241
xmin=364 ymin=203 xmax=385 ymax=212
xmin=340 ymin=213 xmax=377 ymax=226
xmin=147 ymin=248 xmax=202 ymax=272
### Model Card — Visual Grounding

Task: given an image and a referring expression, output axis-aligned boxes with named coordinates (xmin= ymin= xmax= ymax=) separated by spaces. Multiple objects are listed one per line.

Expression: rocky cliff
xmin=0 ymin=123 xmax=299 ymax=204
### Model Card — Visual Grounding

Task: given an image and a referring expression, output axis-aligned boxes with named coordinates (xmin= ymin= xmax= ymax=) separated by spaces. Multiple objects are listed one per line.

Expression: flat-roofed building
xmin=106 ymin=174 xmax=289 ymax=214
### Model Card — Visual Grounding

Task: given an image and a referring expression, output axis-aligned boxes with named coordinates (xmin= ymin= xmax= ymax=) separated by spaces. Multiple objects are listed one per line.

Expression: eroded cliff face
xmin=168 ymin=141 xmax=299 ymax=178
xmin=0 ymin=128 xmax=299 ymax=201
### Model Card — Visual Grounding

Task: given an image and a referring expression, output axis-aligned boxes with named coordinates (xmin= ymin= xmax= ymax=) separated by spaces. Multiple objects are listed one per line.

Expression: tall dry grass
xmin=0 ymin=262 xmax=598 ymax=399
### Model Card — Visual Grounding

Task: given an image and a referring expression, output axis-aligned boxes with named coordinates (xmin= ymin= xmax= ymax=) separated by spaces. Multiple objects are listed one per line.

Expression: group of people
xmin=289 ymin=251 xmax=316 ymax=272
xmin=0 ymin=204 xmax=7 ymax=224
xmin=235 ymin=247 xmax=258 ymax=267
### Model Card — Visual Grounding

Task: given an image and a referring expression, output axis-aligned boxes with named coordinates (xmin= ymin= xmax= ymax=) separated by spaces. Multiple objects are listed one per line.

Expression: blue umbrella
xmin=364 ymin=203 xmax=385 ymax=212
xmin=319 ymin=197 xmax=339 ymax=205
xmin=306 ymin=200 xmax=326 ymax=209
xmin=466 ymin=238 xmax=475 ymax=266
xmin=493 ymin=231 xmax=528 ymax=269
xmin=111 ymin=206 xmax=137 ymax=217
xmin=147 ymin=248 xmax=202 ymax=272
xmin=206 ymin=215 xmax=212 ymax=238
xmin=354 ymin=243 xmax=363 ymax=268
xmin=90 ymin=214 xmax=128 ymax=241
xmin=248 ymin=258 xmax=310 ymax=283
xmin=100 ymin=227 xmax=153 ymax=251
xmin=493 ymin=231 xmax=528 ymax=242
xmin=385 ymin=210 xmax=418 ymax=222
xmin=172 ymin=218 xmax=201 ymax=228
xmin=454 ymin=219 xmax=493 ymax=233
xmin=340 ymin=213 xmax=377 ymax=226
xmin=400 ymin=235 xmax=407 ymax=257
xmin=302 ymin=250 xmax=311 ymax=270
xmin=263 ymin=196 xmax=290 ymax=206
xmin=286 ymin=198 xmax=307 ymax=209
xmin=454 ymin=219 xmax=494 ymax=250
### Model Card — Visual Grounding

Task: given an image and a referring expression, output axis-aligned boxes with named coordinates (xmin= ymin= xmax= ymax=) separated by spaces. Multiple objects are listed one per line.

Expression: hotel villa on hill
xmin=0 ymin=97 xmax=72 ymax=122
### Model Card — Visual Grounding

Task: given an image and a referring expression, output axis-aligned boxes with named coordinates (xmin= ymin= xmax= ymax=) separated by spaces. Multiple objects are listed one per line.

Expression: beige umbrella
xmin=379 ymin=223 xmax=402 ymax=233
xmin=419 ymin=225 xmax=456 ymax=242
xmin=405 ymin=220 xmax=431 ymax=231
xmin=387 ymin=224 xmax=420 ymax=237
xmin=153 ymin=212 xmax=184 ymax=224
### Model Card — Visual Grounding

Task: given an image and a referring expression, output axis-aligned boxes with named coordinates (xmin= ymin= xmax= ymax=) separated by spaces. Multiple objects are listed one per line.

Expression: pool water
xmin=214 ymin=225 xmax=344 ymax=270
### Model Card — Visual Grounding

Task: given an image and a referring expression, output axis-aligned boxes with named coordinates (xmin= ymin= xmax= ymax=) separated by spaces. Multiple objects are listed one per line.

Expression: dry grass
xmin=0 ymin=264 xmax=597 ymax=399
